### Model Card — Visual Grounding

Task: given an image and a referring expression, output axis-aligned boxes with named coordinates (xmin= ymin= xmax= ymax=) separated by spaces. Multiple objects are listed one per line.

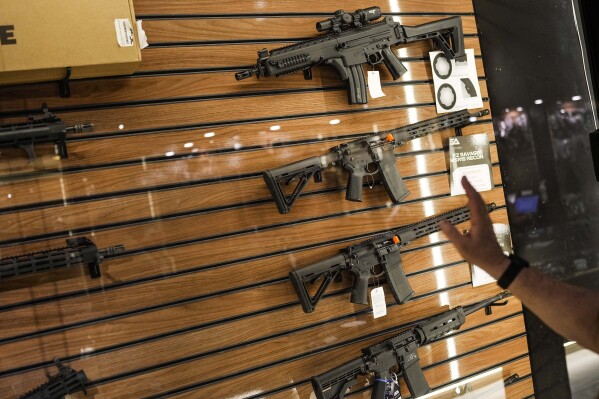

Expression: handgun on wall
xmin=264 ymin=109 xmax=489 ymax=214
xmin=311 ymin=291 xmax=510 ymax=399
xmin=289 ymin=203 xmax=496 ymax=313
xmin=0 ymin=237 xmax=124 ymax=280
xmin=0 ymin=103 xmax=93 ymax=160
xmin=236 ymin=6 xmax=466 ymax=104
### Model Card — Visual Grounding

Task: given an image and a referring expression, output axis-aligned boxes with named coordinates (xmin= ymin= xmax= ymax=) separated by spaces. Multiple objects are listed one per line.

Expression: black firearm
xmin=264 ymin=109 xmax=489 ymax=214
xmin=235 ymin=6 xmax=465 ymax=104
xmin=290 ymin=203 xmax=496 ymax=313
xmin=18 ymin=359 xmax=88 ymax=399
xmin=311 ymin=291 xmax=510 ymax=399
xmin=0 ymin=103 xmax=93 ymax=160
xmin=0 ymin=237 xmax=124 ymax=280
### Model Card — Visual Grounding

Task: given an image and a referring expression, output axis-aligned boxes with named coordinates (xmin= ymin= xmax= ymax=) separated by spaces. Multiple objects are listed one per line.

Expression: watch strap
xmin=497 ymin=254 xmax=529 ymax=289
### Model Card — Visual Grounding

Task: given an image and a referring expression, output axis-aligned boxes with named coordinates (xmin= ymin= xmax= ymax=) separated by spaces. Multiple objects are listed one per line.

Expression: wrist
xmin=497 ymin=254 xmax=529 ymax=289
xmin=487 ymin=254 xmax=511 ymax=280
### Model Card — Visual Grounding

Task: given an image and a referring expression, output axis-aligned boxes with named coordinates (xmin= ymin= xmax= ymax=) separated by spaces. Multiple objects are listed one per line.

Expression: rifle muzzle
xmin=235 ymin=69 xmax=257 ymax=80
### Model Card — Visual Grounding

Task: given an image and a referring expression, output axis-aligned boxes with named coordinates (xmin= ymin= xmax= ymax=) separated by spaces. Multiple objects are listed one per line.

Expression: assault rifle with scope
xmin=236 ymin=6 xmax=466 ymax=104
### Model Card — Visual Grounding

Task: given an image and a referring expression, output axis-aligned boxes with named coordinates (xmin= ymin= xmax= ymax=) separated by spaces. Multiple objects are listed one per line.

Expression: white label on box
xmin=371 ymin=287 xmax=387 ymax=318
xmin=115 ymin=19 xmax=135 ymax=47
xmin=136 ymin=20 xmax=149 ymax=49
xmin=367 ymin=71 xmax=386 ymax=99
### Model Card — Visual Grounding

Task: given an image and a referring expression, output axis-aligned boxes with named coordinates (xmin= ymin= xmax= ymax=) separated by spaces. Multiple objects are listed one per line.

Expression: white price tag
xmin=367 ymin=71 xmax=386 ymax=99
xmin=115 ymin=19 xmax=135 ymax=47
xmin=371 ymin=287 xmax=387 ymax=318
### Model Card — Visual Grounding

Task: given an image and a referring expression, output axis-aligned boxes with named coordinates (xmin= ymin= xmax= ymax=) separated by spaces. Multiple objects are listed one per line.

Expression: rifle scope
xmin=316 ymin=6 xmax=382 ymax=33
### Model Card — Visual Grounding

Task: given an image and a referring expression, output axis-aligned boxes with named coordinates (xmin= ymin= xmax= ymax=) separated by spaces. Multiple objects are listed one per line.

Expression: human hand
xmin=439 ymin=176 xmax=509 ymax=277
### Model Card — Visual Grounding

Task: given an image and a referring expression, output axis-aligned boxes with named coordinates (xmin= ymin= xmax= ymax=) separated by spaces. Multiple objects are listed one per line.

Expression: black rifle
xmin=236 ymin=6 xmax=465 ymax=104
xmin=264 ymin=109 xmax=489 ymax=214
xmin=0 ymin=103 xmax=93 ymax=160
xmin=18 ymin=359 xmax=88 ymax=399
xmin=312 ymin=291 xmax=510 ymax=399
xmin=290 ymin=203 xmax=496 ymax=313
xmin=0 ymin=237 xmax=124 ymax=280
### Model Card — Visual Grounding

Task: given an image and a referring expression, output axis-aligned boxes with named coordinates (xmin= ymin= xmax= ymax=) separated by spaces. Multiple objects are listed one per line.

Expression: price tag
xmin=371 ymin=286 xmax=387 ymax=318
xmin=368 ymin=71 xmax=386 ymax=99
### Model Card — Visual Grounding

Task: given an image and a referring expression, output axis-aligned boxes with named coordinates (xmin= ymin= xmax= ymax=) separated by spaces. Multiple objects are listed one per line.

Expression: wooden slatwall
xmin=0 ymin=1 xmax=534 ymax=398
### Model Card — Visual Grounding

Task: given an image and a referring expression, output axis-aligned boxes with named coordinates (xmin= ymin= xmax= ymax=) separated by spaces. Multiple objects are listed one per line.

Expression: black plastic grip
xmin=345 ymin=165 xmax=365 ymax=202
xmin=370 ymin=374 xmax=389 ymax=399
xmin=381 ymin=47 xmax=408 ymax=80
xmin=350 ymin=268 xmax=371 ymax=305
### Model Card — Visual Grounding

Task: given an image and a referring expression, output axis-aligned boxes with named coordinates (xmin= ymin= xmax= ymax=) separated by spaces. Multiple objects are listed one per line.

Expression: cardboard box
xmin=0 ymin=0 xmax=142 ymax=85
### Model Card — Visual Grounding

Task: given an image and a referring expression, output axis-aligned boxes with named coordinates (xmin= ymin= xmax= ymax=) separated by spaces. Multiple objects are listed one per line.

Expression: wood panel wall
xmin=0 ymin=1 xmax=533 ymax=398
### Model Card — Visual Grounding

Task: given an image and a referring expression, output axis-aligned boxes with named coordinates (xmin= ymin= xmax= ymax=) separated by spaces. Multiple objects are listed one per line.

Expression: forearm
xmin=486 ymin=257 xmax=599 ymax=352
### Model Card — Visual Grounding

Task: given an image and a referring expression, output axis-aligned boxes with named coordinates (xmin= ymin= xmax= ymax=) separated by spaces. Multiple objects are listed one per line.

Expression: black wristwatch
xmin=497 ymin=254 xmax=529 ymax=289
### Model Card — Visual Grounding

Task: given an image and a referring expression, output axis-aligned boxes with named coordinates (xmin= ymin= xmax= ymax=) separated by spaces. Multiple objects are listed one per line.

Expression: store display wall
xmin=0 ymin=1 xmax=533 ymax=398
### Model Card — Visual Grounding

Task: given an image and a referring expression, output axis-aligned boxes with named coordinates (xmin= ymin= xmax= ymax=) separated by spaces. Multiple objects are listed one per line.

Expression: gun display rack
xmin=0 ymin=1 xmax=532 ymax=398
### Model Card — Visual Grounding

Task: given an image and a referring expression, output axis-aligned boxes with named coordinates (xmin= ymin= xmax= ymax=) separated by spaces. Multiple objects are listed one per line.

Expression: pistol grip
xmin=381 ymin=47 xmax=408 ymax=80
xmin=345 ymin=166 xmax=365 ymax=202
xmin=350 ymin=269 xmax=370 ymax=305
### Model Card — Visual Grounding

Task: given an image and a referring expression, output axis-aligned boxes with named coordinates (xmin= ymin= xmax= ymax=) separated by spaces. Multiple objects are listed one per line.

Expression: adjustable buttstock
xmin=377 ymin=150 xmax=409 ymax=203
xmin=263 ymin=156 xmax=324 ymax=214
xmin=381 ymin=47 xmax=408 ymax=80
xmin=289 ymin=254 xmax=346 ymax=313
xmin=383 ymin=254 xmax=414 ymax=304
xmin=312 ymin=357 xmax=366 ymax=399
xmin=402 ymin=16 xmax=466 ymax=61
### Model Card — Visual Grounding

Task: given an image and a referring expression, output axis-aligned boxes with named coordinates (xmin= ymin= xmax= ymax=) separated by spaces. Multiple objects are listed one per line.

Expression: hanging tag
xmin=371 ymin=286 xmax=387 ymax=318
xmin=368 ymin=71 xmax=386 ymax=99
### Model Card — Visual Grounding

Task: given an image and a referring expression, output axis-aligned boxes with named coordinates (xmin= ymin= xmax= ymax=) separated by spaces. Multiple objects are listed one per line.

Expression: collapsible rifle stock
xmin=312 ymin=291 xmax=511 ymax=399
xmin=289 ymin=203 xmax=497 ymax=313
xmin=0 ymin=237 xmax=124 ymax=280
xmin=0 ymin=103 xmax=93 ymax=160
xmin=264 ymin=109 xmax=489 ymax=214
xmin=236 ymin=6 xmax=465 ymax=105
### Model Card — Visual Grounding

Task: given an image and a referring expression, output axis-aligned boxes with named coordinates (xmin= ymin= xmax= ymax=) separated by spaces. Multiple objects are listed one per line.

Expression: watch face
xmin=437 ymin=83 xmax=457 ymax=110
xmin=433 ymin=53 xmax=452 ymax=79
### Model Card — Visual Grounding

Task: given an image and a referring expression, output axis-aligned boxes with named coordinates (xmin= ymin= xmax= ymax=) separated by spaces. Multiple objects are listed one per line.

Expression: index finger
xmin=461 ymin=176 xmax=492 ymax=223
